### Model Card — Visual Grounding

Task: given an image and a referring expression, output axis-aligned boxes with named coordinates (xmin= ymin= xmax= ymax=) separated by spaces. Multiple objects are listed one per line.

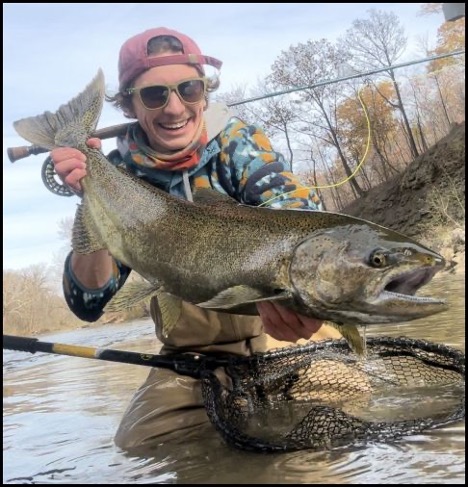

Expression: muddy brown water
xmin=3 ymin=273 xmax=465 ymax=484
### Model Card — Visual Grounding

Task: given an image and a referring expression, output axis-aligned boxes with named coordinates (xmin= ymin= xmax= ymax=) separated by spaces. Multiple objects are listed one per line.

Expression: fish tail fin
xmin=13 ymin=69 xmax=105 ymax=149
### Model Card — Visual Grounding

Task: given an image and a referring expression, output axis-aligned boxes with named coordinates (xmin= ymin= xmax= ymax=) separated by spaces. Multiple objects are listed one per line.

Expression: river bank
xmin=343 ymin=121 xmax=465 ymax=277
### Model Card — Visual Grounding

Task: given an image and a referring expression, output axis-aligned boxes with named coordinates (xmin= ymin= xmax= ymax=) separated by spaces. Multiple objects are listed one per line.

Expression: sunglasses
xmin=125 ymin=77 xmax=207 ymax=110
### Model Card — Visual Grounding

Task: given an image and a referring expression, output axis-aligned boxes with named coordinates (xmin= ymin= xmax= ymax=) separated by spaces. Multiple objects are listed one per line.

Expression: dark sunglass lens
xmin=140 ymin=85 xmax=169 ymax=109
xmin=179 ymin=80 xmax=205 ymax=103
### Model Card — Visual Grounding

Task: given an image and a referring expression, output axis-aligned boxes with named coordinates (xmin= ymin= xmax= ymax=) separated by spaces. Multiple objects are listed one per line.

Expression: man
xmin=51 ymin=27 xmax=327 ymax=450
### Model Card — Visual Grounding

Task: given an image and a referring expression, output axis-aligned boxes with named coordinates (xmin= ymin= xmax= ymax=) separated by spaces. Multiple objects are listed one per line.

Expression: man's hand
xmin=257 ymin=301 xmax=323 ymax=342
xmin=50 ymin=138 xmax=102 ymax=193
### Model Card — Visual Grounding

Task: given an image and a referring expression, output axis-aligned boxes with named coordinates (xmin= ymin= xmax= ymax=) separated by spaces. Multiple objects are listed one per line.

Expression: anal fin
xmin=157 ymin=293 xmax=183 ymax=338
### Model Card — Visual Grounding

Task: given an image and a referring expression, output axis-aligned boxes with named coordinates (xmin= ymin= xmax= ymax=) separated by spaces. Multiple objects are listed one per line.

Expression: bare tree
xmin=243 ymin=79 xmax=298 ymax=170
xmin=341 ymin=9 xmax=420 ymax=159
xmin=271 ymin=38 xmax=365 ymax=198
xmin=3 ymin=264 xmax=84 ymax=335
xmin=215 ymin=84 xmax=254 ymax=124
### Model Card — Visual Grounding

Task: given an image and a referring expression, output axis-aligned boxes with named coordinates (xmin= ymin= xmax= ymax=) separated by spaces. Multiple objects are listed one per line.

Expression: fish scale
xmin=13 ymin=69 xmax=449 ymax=355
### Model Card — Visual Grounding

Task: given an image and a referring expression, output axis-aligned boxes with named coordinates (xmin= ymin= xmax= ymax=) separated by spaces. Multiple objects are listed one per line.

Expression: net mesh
xmin=200 ymin=336 xmax=465 ymax=452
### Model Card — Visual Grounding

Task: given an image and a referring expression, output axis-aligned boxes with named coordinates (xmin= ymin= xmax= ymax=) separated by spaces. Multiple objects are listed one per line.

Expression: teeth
xmin=161 ymin=121 xmax=188 ymax=129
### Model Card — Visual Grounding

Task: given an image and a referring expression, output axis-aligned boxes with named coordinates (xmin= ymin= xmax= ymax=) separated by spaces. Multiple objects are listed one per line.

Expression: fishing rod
xmin=7 ymin=123 xmax=130 ymax=163
xmin=8 ymin=50 xmax=465 ymax=164
xmin=3 ymin=335 xmax=230 ymax=379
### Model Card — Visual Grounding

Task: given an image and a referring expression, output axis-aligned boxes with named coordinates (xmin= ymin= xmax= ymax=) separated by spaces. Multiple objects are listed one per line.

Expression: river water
xmin=3 ymin=273 xmax=465 ymax=484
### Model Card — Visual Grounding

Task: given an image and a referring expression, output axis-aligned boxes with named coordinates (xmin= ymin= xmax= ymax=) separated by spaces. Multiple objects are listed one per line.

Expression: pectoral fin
xmin=197 ymin=285 xmax=291 ymax=310
xmin=104 ymin=280 xmax=161 ymax=313
xmin=327 ymin=323 xmax=366 ymax=357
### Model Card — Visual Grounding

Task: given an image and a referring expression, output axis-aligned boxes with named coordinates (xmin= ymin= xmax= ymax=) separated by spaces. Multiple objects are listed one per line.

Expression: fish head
xmin=289 ymin=221 xmax=448 ymax=325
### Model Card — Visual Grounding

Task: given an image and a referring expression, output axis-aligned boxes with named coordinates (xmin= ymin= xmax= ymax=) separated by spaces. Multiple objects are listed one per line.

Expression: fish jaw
xmin=288 ymin=226 xmax=449 ymax=326
xmin=361 ymin=263 xmax=449 ymax=322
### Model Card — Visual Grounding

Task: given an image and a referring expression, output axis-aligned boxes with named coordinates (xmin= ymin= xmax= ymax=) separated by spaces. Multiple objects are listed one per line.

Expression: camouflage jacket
xmin=63 ymin=104 xmax=322 ymax=321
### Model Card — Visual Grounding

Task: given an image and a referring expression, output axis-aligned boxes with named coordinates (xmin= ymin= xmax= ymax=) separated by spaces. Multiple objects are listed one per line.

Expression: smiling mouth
xmin=381 ymin=267 xmax=445 ymax=304
xmin=159 ymin=120 xmax=189 ymax=130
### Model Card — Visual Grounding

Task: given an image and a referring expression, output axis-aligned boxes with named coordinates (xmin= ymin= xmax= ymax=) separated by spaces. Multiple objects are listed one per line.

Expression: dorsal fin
xmin=192 ymin=188 xmax=241 ymax=207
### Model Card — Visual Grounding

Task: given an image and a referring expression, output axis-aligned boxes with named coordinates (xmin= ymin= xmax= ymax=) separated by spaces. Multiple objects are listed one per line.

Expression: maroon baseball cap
xmin=118 ymin=27 xmax=223 ymax=91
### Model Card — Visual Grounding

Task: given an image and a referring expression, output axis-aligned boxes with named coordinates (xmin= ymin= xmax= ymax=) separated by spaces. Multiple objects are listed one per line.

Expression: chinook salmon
xmin=13 ymin=70 xmax=448 ymax=353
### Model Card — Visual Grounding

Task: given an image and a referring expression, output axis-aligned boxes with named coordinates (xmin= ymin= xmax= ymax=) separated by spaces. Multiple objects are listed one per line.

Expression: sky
xmin=3 ymin=3 xmax=445 ymax=271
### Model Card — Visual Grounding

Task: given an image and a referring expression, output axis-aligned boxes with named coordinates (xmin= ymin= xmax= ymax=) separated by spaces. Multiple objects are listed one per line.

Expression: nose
xmin=162 ymin=90 xmax=185 ymax=116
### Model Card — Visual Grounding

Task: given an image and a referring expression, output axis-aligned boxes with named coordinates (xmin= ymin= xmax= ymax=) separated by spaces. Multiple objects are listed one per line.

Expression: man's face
xmin=130 ymin=62 xmax=206 ymax=153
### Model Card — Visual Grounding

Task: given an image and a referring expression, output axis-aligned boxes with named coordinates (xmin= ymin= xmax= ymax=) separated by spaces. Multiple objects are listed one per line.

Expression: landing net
xmin=199 ymin=337 xmax=465 ymax=452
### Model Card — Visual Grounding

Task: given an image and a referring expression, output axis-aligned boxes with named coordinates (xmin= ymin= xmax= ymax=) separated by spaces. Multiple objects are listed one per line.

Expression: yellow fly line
xmin=259 ymin=84 xmax=372 ymax=207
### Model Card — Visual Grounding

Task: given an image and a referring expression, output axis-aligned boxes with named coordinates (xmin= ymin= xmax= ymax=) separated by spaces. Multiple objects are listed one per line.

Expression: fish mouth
xmin=380 ymin=267 xmax=445 ymax=304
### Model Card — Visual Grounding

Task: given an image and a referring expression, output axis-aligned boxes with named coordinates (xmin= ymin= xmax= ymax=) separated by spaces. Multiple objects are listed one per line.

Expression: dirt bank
xmin=343 ymin=122 xmax=465 ymax=275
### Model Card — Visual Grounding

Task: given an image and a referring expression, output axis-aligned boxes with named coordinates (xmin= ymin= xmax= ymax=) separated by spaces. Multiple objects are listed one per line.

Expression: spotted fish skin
xmin=13 ymin=70 xmax=448 ymax=332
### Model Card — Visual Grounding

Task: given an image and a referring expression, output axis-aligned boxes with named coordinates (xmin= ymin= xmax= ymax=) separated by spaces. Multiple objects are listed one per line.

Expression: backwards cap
xmin=118 ymin=27 xmax=222 ymax=91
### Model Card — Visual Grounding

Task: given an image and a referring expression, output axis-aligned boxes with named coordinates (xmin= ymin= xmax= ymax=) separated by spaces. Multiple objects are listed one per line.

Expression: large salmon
xmin=13 ymin=70 xmax=448 ymax=353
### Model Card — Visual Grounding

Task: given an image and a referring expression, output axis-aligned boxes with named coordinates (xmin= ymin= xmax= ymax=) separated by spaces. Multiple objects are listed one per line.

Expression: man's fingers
xmin=64 ymin=169 xmax=86 ymax=192
xmin=258 ymin=301 xmax=323 ymax=341
xmin=86 ymin=137 xmax=102 ymax=149
xmin=297 ymin=315 xmax=322 ymax=335
xmin=272 ymin=302 xmax=322 ymax=336
xmin=55 ymin=159 xmax=86 ymax=175
xmin=51 ymin=148 xmax=86 ymax=163
xmin=258 ymin=302 xmax=307 ymax=341
xmin=266 ymin=302 xmax=314 ymax=339
xmin=272 ymin=302 xmax=302 ymax=327
xmin=258 ymin=303 xmax=291 ymax=341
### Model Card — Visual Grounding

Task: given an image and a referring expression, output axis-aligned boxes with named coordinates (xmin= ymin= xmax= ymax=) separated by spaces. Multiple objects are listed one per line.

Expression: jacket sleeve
xmin=216 ymin=118 xmax=323 ymax=210
xmin=62 ymin=251 xmax=131 ymax=322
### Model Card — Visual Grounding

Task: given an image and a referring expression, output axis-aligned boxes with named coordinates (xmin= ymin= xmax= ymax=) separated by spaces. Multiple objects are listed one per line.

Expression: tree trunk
xmin=319 ymin=101 xmax=365 ymax=197
xmin=390 ymin=71 xmax=419 ymax=159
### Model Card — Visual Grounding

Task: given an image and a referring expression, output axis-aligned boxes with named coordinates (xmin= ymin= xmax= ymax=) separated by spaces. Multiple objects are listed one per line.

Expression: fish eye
xmin=369 ymin=249 xmax=388 ymax=268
